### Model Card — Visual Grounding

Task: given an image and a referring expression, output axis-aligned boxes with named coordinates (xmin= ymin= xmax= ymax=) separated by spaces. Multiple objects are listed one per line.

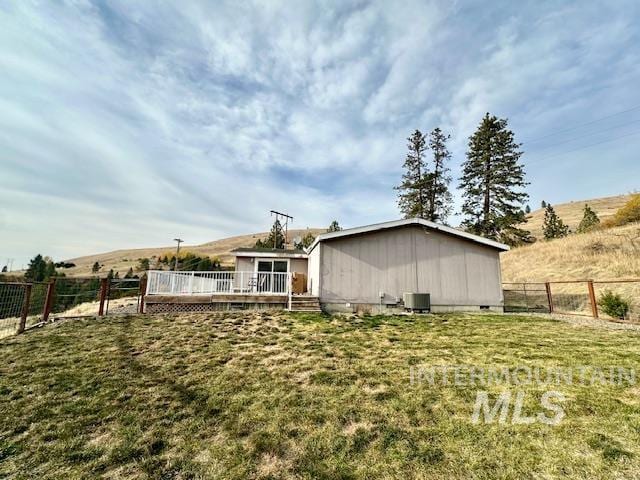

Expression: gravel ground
xmin=508 ymin=311 xmax=640 ymax=332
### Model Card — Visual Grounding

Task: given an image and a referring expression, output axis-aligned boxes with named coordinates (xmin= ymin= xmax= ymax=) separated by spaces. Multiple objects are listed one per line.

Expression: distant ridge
xmin=63 ymin=228 xmax=325 ymax=277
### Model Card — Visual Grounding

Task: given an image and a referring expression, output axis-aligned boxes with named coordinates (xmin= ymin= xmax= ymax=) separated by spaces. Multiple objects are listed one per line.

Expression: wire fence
xmin=52 ymin=277 xmax=102 ymax=317
xmin=106 ymin=278 xmax=142 ymax=315
xmin=0 ymin=282 xmax=49 ymax=338
xmin=502 ymin=283 xmax=550 ymax=313
xmin=504 ymin=279 xmax=640 ymax=323
xmin=0 ymin=276 xmax=147 ymax=338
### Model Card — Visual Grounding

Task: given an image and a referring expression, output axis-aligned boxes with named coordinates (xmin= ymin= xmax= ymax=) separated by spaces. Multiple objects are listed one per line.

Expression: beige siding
xmin=235 ymin=257 xmax=254 ymax=272
xmin=318 ymin=226 xmax=503 ymax=306
xmin=307 ymin=247 xmax=320 ymax=296
xmin=290 ymin=258 xmax=308 ymax=277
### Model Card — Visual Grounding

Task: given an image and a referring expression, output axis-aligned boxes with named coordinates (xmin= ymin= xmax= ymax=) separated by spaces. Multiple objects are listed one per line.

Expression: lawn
xmin=1 ymin=312 xmax=640 ymax=479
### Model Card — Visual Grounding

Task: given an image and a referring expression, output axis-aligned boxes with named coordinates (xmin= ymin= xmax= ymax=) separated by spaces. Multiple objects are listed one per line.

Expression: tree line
xmin=395 ymin=113 xmax=531 ymax=246
xmin=540 ymin=193 xmax=640 ymax=240
xmin=396 ymin=113 xmax=640 ymax=246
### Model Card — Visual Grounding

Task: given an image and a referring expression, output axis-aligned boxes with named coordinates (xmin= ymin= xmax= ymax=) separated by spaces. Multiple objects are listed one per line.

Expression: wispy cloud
xmin=1 ymin=0 xmax=639 ymax=266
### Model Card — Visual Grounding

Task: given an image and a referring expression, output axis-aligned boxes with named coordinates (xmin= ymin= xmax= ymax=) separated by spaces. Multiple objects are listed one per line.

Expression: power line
xmin=525 ymin=104 xmax=640 ymax=144
xmin=527 ymin=117 xmax=640 ymax=151
xmin=531 ymin=128 xmax=640 ymax=163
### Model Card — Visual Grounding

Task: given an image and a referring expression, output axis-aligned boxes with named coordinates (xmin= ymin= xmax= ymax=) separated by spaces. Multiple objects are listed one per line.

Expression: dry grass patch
xmin=502 ymin=222 xmax=640 ymax=283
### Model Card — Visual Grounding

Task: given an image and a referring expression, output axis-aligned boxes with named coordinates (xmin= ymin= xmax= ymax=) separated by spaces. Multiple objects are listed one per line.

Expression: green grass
xmin=1 ymin=311 xmax=640 ymax=479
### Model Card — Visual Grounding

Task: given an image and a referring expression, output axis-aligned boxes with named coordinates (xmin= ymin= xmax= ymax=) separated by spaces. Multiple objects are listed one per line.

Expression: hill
xmin=501 ymin=221 xmax=640 ymax=283
xmin=63 ymin=228 xmax=325 ymax=277
xmin=522 ymin=194 xmax=631 ymax=240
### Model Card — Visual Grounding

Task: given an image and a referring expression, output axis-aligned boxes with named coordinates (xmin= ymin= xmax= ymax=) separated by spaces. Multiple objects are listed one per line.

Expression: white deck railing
xmin=146 ymin=270 xmax=291 ymax=296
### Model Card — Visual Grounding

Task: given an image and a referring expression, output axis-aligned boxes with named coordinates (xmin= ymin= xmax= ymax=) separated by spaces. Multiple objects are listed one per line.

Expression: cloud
xmin=1 ymin=0 xmax=639 ymax=267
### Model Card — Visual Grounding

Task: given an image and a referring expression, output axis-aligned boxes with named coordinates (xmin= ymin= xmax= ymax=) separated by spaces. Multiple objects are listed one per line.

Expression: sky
xmin=1 ymin=0 xmax=640 ymax=269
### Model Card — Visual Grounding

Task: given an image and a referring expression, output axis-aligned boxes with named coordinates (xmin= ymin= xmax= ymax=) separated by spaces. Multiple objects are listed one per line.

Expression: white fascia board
xmin=306 ymin=218 xmax=510 ymax=253
xmin=234 ymin=251 xmax=308 ymax=259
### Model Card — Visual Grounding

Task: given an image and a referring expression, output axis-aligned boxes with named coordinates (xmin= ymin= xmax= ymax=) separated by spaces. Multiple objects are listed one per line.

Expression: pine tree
xmin=577 ymin=204 xmax=600 ymax=233
xmin=255 ymin=220 xmax=285 ymax=249
xmin=460 ymin=113 xmax=531 ymax=245
xmin=525 ymin=205 xmax=531 ymax=214
xmin=395 ymin=130 xmax=430 ymax=218
xmin=542 ymin=205 xmax=570 ymax=240
xmin=25 ymin=254 xmax=47 ymax=281
xmin=295 ymin=231 xmax=316 ymax=250
xmin=136 ymin=258 xmax=150 ymax=272
xmin=328 ymin=220 xmax=342 ymax=232
xmin=425 ymin=127 xmax=453 ymax=223
xmin=92 ymin=261 xmax=100 ymax=273
xmin=541 ymin=200 xmax=547 ymax=208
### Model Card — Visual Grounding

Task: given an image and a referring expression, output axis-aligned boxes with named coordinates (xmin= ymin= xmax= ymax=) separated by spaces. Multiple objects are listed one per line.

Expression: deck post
xmin=288 ymin=273 xmax=292 ymax=311
xmin=18 ymin=283 xmax=32 ymax=334
xmin=587 ymin=280 xmax=599 ymax=319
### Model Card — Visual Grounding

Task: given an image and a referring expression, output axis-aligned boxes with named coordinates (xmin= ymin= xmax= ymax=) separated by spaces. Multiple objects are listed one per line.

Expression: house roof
xmin=232 ymin=247 xmax=308 ymax=258
xmin=306 ymin=218 xmax=510 ymax=253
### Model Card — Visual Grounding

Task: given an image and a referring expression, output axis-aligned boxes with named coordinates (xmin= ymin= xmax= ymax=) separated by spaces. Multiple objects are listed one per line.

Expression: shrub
xmin=612 ymin=194 xmax=640 ymax=227
xmin=598 ymin=290 xmax=630 ymax=320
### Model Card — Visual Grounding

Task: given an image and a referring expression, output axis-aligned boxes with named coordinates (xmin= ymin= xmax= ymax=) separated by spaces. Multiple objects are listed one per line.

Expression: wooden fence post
xmin=139 ymin=277 xmax=147 ymax=314
xmin=43 ymin=278 xmax=56 ymax=323
xmin=587 ymin=280 xmax=599 ymax=319
xmin=18 ymin=283 xmax=32 ymax=334
xmin=98 ymin=278 xmax=108 ymax=316
xmin=545 ymin=282 xmax=554 ymax=313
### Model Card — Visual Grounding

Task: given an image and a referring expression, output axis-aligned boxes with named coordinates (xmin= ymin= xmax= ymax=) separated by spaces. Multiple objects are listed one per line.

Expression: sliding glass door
xmin=256 ymin=260 xmax=288 ymax=293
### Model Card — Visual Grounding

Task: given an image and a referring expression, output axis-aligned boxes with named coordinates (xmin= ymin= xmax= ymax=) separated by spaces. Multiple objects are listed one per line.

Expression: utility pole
xmin=270 ymin=210 xmax=293 ymax=248
xmin=173 ymin=238 xmax=183 ymax=271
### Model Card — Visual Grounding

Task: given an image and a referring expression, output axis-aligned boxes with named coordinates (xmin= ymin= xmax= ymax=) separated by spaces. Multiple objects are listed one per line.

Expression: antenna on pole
xmin=270 ymin=210 xmax=293 ymax=249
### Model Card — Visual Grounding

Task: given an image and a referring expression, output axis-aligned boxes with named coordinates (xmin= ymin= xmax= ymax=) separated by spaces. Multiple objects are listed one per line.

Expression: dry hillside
xmin=523 ymin=194 xmax=631 ymax=239
xmin=501 ymin=222 xmax=640 ymax=282
xmin=64 ymin=228 xmax=325 ymax=277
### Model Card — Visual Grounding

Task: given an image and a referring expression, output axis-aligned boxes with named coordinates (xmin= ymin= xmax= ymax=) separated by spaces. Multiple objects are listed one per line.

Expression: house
xmin=144 ymin=218 xmax=508 ymax=314
xmin=306 ymin=218 xmax=508 ymax=313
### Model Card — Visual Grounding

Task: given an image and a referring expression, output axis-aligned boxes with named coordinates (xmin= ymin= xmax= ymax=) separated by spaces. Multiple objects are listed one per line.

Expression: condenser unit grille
xmin=403 ymin=293 xmax=431 ymax=311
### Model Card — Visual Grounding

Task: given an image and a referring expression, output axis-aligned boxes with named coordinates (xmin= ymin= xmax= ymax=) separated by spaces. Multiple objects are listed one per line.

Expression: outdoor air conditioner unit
xmin=403 ymin=293 xmax=431 ymax=312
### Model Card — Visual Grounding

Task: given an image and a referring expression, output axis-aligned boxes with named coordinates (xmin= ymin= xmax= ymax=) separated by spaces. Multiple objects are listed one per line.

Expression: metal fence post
xmin=139 ymin=277 xmax=147 ymax=314
xmin=43 ymin=278 xmax=56 ymax=323
xmin=587 ymin=280 xmax=599 ymax=318
xmin=18 ymin=283 xmax=32 ymax=334
xmin=545 ymin=282 xmax=554 ymax=313
xmin=98 ymin=278 xmax=108 ymax=316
